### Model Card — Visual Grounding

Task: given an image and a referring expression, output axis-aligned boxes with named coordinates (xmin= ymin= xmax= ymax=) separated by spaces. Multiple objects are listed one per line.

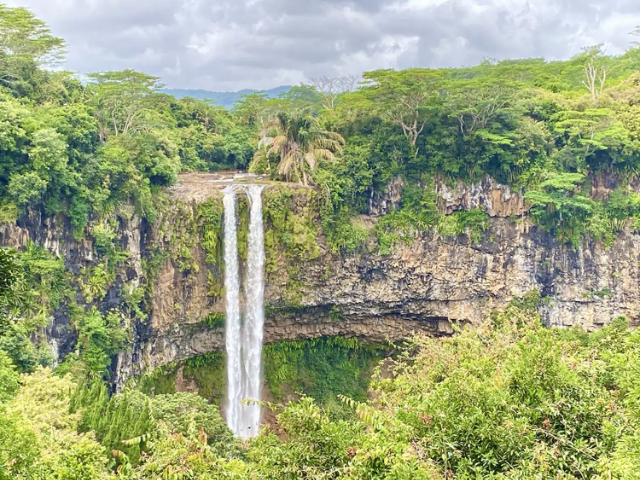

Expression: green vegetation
xmin=5 ymin=2 xmax=640 ymax=252
xmin=0 ymin=242 xmax=125 ymax=378
xmin=197 ymin=199 xmax=224 ymax=265
xmin=200 ymin=312 xmax=225 ymax=329
xmin=3 ymin=300 xmax=640 ymax=478
xmin=72 ymin=308 xmax=127 ymax=376
xmin=264 ymin=337 xmax=386 ymax=409
xmin=0 ymin=6 xmax=253 ymax=236
xmin=3 ymin=4 xmax=640 ymax=267
xmin=71 ymin=381 xmax=240 ymax=465
xmin=197 ymin=198 xmax=226 ymax=299
xmin=251 ymin=109 xmax=345 ymax=185
xmin=263 ymin=186 xmax=320 ymax=271
xmin=182 ymin=353 xmax=227 ymax=404
xmin=436 ymin=208 xmax=491 ymax=244
xmin=166 ymin=202 xmax=200 ymax=273
xmin=137 ymin=364 xmax=178 ymax=397
xmin=0 ymin=243 xmax=70 ymax=371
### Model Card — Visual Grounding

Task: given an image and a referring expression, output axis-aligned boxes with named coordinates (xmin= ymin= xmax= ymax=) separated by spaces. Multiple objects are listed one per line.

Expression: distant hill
xmin=162 ymin=85 xmax=292 ymax=109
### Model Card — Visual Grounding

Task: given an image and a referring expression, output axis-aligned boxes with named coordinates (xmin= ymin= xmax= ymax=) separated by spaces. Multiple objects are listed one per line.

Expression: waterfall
xmin=240 ymin=184 xmax=266 ymax=438
xmin=223 ymin=187 xmax=242 ymax=436
xmin=223 ymin=184 xmax=266 ymax=439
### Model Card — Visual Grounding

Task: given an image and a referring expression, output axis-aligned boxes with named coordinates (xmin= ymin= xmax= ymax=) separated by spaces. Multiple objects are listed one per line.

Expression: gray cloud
xmin=5 ymin=0 xmax=640 ymax=90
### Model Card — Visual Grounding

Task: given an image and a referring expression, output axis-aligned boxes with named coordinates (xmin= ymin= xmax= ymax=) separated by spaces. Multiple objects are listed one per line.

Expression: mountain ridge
xmin=162 ymin=85 xmax=292 ymax=108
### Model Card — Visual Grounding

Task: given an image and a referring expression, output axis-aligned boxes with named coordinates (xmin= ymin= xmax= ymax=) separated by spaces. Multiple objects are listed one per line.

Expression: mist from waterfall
xmin=223 ymin=184 xmax=266 ymax=439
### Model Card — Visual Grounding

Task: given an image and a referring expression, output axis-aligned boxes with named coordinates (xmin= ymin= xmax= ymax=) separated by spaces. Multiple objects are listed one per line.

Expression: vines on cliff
xmin=262 ymin=186 xmax=321 ymax=305
xmin=0 ymin=242 xmax=128 ymax=379
xmin=0 ymin=243 xmax=70 ymax=371
xmin=263 ymin=186 xmax=321 ymax=270
xmin=197 ymin=198 xmax=225 ymax=300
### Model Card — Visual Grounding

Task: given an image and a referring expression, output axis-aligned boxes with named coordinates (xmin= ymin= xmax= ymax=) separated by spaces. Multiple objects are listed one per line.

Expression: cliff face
xmin=2 ymin=174 xmax=639 ymax=387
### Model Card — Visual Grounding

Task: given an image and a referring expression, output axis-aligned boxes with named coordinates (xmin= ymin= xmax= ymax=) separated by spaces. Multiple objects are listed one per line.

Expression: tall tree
xmin=176 ymin=97 xmax=226 ymax=134
xmin=524 ymin=172 xmax=594 ymax=246
xmin=448 ymin=82 xmax=517 ymax=137
xmin=86 ymin=70 xmax=161 ymax=140
xmin=631 ymin=26 xmax=640 ymax=47
xmin=0 ymin=4 xmax=65 ymax=63
xmin=234 ymin=92 xmax=282 ymax=132
xmin=361 ymin=68 xmax=445 ymax=157
xmin=308 ymin=75 xmax=359 ymax=110
xmin=582 ymin=60 xmax=607 ymax=104
xmin=0 ymin=4 xmax=65 ymax=88
xmin=552 ymin=108 xmax=629 ymax=172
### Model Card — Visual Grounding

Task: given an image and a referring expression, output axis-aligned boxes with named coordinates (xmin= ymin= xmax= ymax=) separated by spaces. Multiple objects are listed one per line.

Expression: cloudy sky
xmin=6 ymin=0 xmax=640 ymax=91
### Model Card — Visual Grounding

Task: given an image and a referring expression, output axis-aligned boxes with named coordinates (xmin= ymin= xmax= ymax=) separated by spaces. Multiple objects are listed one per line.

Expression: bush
xmin=0 ymin=350 xmax=19 ymax=402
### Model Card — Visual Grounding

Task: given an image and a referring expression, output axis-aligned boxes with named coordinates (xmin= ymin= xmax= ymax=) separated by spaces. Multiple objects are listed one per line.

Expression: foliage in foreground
xmin=3 ymin=302 xmax=640 ymax=479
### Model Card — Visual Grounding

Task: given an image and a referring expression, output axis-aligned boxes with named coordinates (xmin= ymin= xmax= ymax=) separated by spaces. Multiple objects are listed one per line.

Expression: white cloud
xmin=4 ymin=0 xmax=640 ymax=90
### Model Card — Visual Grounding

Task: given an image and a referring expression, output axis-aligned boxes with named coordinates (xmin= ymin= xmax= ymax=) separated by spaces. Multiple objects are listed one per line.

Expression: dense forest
xmin=4 ymin=7 xmax=640 ymax=249
xmin=4 ymin=3 xmax=640 ymax=479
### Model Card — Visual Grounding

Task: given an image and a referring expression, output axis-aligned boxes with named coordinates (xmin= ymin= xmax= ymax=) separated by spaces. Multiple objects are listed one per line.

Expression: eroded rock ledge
xmin=116 ymin=311 xmax=453 ymax=385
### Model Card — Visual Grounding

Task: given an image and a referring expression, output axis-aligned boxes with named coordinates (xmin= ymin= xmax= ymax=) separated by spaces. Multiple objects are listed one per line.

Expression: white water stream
xmin=223 ymin=184 xmax=266 ymax=439
xmin=223 ymin=187 xmax=242 ymax=436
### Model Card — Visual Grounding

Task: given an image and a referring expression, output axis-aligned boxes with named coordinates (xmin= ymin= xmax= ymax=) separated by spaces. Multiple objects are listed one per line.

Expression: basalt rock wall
xmin=2 ymin=174 xmax=639 ymax=388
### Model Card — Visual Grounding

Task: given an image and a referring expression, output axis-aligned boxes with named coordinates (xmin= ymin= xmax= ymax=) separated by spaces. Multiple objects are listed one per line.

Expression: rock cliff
xmin=2 ymin=174 xmax=639 ymax=387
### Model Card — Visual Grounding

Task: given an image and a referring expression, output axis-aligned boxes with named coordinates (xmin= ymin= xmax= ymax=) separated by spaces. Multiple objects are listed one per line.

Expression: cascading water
xmin=223 ymin=187 xmax=243 ymax=436
xmin=240 ymin=184 xmax=266 ymax=438
xmin=223 ymin=184 xmax=266 ymax=439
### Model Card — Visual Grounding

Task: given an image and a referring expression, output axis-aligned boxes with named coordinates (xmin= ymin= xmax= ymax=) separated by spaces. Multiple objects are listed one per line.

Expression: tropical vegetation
xmin=3 ymin=3 xmax=640 ymax=478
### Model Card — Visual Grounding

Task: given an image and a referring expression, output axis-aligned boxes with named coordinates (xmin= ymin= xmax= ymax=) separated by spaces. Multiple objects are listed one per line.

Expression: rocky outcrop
xmin=2 ymin=174 xmax=640 ymax=388
xmin=435 ymin=176 xmax=527 ymax=217
xmin=289 ymin=219 xmax=639 ymax=331
xmin=367 ymin=175 xmax=528 ymax=218
xmin=368 ymin=176 xmax=404 ymax=216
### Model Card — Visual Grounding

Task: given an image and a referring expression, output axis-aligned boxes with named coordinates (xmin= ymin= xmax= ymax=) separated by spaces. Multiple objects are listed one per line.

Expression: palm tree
xmin=252 ymin=109 xmax=345 ymax=186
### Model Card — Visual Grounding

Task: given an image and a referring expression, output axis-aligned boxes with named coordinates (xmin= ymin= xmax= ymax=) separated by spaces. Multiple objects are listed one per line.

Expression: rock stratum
xmin=2 ymin=173 xmax=639 ymax=388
